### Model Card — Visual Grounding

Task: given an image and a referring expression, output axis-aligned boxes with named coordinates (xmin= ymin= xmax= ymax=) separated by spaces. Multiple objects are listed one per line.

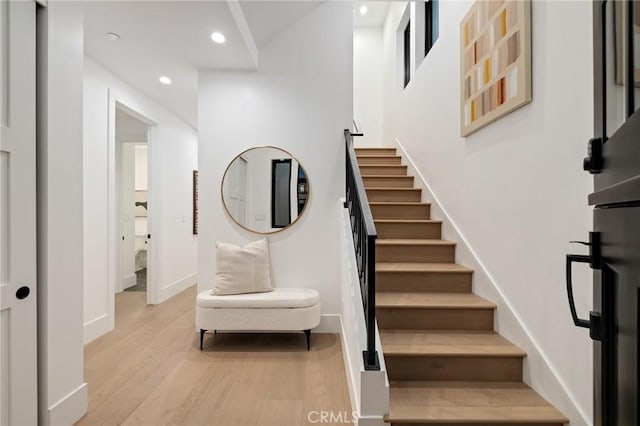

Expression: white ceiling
xmin=84 ymin=1 xmax=392 ymax=129
xmin=240 ymin=1 xmax=322 ymax=48
xmin=84 ymin=1 xmax=256 ymax=128
xmin=353 ymin=1 xmax=391 ymax=27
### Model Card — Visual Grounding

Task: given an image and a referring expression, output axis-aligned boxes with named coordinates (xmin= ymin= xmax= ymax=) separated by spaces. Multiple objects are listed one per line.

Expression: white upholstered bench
xmin=196 ymin=288 xmax=321 ymax=350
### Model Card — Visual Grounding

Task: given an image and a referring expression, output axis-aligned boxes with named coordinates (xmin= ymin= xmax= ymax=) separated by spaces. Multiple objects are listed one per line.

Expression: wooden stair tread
xmin=375 ymin=219 xmax=442 ymax=224
xmin=367 ymin=187 xmax=420 ymax=191
xmin=362 ymin=174 xmax=412 ymax=178
xmin=376 ymin=263 xmax=473 ymax=273
xmin=387 ymin=381 xmax=568 ymax=424
xmin=370 ymin=202 xmax=430 ymax=206
xmin=360 ymin=164 xmax=407 ymax=168
xmin=377 ymin=239 xmax=455 ymax=246
xmin=377 ymin=292 xmax=496 ymax=309
xmin=380 ymin=331 xmax=526 ymax=357
xmin=356 ymin=154 xmax=401 ymax=159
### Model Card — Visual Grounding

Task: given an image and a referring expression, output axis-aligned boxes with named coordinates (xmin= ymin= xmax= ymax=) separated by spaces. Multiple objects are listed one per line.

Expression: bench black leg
xmin=303 ymin=329 xmax=311 ymax=351
xmin=200 ymin=329 xmax=207 ymax=350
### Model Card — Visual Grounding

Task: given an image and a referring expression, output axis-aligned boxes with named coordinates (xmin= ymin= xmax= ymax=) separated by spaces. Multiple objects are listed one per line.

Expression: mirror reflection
xmin=222 ymin=146 xmax=309 ymax=234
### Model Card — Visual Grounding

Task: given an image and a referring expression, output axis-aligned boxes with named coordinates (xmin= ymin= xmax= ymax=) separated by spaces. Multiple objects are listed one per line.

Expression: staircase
xmin=355 ymin=147 xmax=568 ymax=426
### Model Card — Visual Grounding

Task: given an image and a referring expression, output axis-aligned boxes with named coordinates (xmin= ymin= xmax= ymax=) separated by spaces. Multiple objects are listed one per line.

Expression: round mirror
xmin=221 ymin=146 xmax=310 ymax=234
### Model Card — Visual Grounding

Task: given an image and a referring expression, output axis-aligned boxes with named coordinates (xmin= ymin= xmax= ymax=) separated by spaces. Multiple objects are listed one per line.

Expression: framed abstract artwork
xmin=460 ymin=0 xmax=532 ymax=137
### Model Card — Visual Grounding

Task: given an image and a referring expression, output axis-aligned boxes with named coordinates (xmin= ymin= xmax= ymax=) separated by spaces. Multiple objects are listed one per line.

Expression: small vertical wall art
xmin=460 ymin=0 xmax=532 ymax=137
xmin=192 ymin=170 xmax=199 ymax=235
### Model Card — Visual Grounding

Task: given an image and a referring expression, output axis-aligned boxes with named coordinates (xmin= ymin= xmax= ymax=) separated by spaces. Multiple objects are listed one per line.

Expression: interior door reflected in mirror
xmin=221 ymin=146 xmax=310 ymax=234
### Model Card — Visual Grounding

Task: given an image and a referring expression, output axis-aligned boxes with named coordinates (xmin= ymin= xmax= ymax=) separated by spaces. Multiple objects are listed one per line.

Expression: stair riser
xmin=364 ymin=177 xmax=414 ymax=188
xmin=376 ymin=308 xmax=494 ymax=331
xmin=357 ymin=156 xmax=402 ymax=165
xmin=377 ymin=272 xmax=472 ymax=293
xmin=359 ymin=166 xmax=408 ymax=176
xmin=371 ymin=204 xmax=431 ymax=220
xmin=385 ymin=356 xmax=523 ymax=382
xmin=390 ymin=423 xmax=565 ymax=426
xmin=377 ymin=244 xmax=455 ymax=263
xmin=376 ymin=222 xmax=442 ymax=239
xmin=355 ymin=148 xmax=397 ymax=156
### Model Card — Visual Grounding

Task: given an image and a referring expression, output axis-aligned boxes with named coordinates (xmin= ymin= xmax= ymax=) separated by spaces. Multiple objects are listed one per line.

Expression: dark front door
xmin=580 ymin=1 xmax=640 ymax=425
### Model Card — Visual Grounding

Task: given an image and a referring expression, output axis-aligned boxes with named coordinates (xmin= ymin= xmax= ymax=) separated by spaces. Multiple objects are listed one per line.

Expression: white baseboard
xmin=48 ymin=383 xmax=88 ymax=426
xmin=83 ymin=314 xmax=110 ymax=344
xmin=122 ymin=273 xmax=136 ymax=289
xmin=159 ymin=272 xmax=197 ymax=303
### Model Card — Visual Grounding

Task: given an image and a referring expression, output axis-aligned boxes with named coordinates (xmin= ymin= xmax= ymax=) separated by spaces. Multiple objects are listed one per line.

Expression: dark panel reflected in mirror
xmin=222 ymin=146 xmax=310 ymax=234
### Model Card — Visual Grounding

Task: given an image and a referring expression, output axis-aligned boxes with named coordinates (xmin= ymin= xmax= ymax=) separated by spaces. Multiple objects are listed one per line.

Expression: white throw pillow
xmin=212 ymin=238 xmax=273 ymax=295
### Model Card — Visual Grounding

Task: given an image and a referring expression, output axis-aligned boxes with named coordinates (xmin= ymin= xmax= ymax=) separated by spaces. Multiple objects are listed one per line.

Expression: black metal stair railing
xmin=344 ymin=128 xmax=380 ymax=371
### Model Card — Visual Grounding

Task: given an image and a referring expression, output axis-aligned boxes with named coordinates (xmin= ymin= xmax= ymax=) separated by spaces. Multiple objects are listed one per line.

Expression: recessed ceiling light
xmin=159 ymin=76 xmax=172 ymax=85
xmin=211 ymin=32 xmax=226 ymax=44
xmin=359 ymin=5 xmax=368 ymax=15
xmin=106 ymin=32 xmax=120 ymax=41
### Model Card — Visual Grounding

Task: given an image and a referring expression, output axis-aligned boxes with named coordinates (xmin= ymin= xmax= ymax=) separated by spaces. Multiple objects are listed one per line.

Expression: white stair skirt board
xmin=393 ymin=137 xmax=589 ymax=425
xmin=338 ymin=203 xmax=389 ymax=424
xmin=83 ymin=314 xmax=109 ymax=345
xmin=48 ymin=383 xmax=88 ymax=426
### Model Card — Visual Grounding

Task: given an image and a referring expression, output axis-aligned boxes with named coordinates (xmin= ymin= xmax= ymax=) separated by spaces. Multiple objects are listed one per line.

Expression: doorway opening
xmin=115 ymin=106 xmax=150 ymax=310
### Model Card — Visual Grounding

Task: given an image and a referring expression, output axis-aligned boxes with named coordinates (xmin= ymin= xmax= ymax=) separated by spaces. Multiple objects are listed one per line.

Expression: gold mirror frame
xmin=221 ymin=146 xmax=311 ymax=235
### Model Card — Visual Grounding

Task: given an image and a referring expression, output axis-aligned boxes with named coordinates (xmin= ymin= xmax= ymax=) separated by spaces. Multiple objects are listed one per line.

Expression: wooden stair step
xmin=377 ymin=263 xmax=473 ymax=293
xmin=382 ymin=331 xmax=524 ymax=382
xmin=363 ymin=175 xmax=415 ymax=188
xmin=380 ymin=331 xmax=525 ymax=357
xmin=370 ymin=202 xmax=431 ymax=220
xmin=376 ymin=292 xmax=495 ymax=310
xmin=355 ymin=147 xmax=397 ymax=156
xmin=376 ymin=293 xmax=495 ymax=331
xmin=357 ymin=155 xmax=402 ymax=165
xmin=386 ymin=381 xmax=568 ymax=425
xmin=376 ymin=239 xmax=455 ymax=263
xmin=367 ymin=188 xmax=422 ymax=202
xmin=359 ymin=165 xmax=408 ymax=176
xmin=375 ymin=220 xmax=442 ymax=239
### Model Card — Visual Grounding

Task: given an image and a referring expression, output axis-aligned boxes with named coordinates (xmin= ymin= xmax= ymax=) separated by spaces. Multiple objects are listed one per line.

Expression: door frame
xmin=107 ymin=96 xmax=159 ymax=330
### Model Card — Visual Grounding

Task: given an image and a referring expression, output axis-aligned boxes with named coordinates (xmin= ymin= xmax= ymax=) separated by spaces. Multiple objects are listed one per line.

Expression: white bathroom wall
xmin=135 ymin=145 xmax=148 ymax=190
xmin=198 ymin=2 xmax=352 ymax=321
xmin=83 ymin=57 xmax=198 ymax=343
xmin=379 ymin=1 xmax=594 ymax=424
xmin=353 ymin=27 xmax=384 ymax=147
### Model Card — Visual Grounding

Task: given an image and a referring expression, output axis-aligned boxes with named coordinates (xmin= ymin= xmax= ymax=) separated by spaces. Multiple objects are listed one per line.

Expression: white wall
xmin=198 ymin=2 xmax=352 ymax=321
xmin=36 ymin=2 xmax=87 ymax=424
xmin=380 ymin=1 xmax=594 ymax=424
xmin=83 ymin=57 xmax=198 ymax=343
xmin=354 ymin=27 xmax=384 ymax=147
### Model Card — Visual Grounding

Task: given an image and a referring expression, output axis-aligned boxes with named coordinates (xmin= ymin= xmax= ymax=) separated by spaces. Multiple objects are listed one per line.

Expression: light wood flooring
xmin=77 ymin=286 xmax=352 ymax=426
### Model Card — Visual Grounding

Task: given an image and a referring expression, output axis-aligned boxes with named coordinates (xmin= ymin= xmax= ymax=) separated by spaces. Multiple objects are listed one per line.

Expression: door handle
xmin=16 ymin=286 xmax=30 ymax=300
xmin=566 ymin=232 xmax=602 ymax=341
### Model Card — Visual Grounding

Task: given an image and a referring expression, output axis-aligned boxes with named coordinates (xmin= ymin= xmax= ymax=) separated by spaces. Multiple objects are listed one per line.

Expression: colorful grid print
xmin=460 ymin=0 xmax=532 ymax=137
